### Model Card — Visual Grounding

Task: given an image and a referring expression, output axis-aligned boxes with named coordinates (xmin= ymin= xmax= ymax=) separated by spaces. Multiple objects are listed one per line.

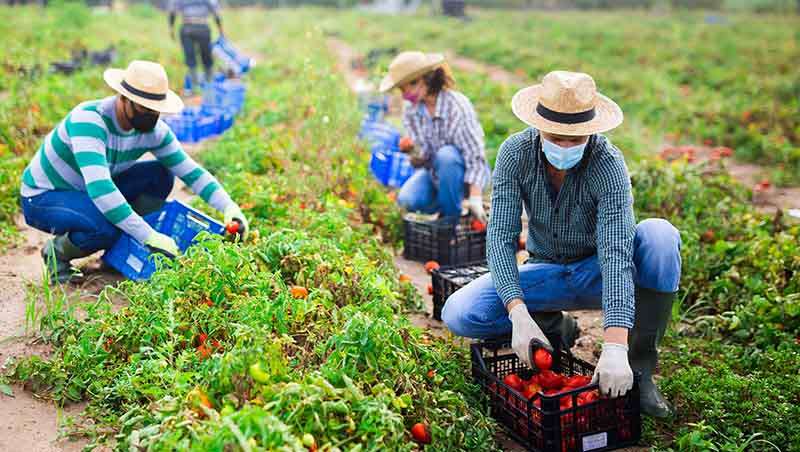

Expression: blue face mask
xmin=541 ymin=137 xmax=587 ymax=170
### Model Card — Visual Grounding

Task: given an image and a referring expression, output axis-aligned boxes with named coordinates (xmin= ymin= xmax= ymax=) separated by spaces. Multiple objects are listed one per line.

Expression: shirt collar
xmin=417 ymin=91 xmax=446 ymax=120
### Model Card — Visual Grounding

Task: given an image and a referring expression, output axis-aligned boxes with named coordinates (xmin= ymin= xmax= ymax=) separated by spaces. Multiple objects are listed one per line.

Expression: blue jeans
xmin=441 ymin=218 xmax=682 ymax=338
xmin=397 ymin=145 xmax=465 ymax=219
xmin=21 ymin=161 xmax=174 ymax=253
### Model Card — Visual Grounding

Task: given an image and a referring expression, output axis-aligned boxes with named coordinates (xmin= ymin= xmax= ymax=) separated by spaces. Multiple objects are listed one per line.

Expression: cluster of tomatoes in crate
xmin=485 ymin=347 xmax=637 ymax=451
xmin=490 ymin=349 xmax=598 ymax=414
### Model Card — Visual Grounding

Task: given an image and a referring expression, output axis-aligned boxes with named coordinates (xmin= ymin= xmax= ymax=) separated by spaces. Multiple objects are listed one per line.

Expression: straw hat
xmin=103 ymin=60 xmax=183 ymax=114
xmin=511 ymin=71 xmax=623 ymax=136
xmin=379 ymin=51 xmax=445 ymax=93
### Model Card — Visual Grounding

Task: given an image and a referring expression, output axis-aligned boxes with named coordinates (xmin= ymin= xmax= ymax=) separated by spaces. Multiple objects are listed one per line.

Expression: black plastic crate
xmin=430 ymin=262 xmax=490 ymax=320
xmin=471 ymin=340 xmax=641 ymax=452
xmin=402 ymin=214 xmax=486 ymax=265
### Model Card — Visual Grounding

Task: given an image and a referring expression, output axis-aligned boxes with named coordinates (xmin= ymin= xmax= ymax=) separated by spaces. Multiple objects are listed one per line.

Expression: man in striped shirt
xmin=20 ymin=60 xmax=248 ymax=283
xmin=442 ymin=72 xmax=682 ymax=417
xmin=380 ymin=52 xmax=490 ymax=222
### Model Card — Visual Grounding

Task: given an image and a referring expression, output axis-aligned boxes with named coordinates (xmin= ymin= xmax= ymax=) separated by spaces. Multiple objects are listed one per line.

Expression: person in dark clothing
xmin=168 ymin=0 xmax=223 ymax=95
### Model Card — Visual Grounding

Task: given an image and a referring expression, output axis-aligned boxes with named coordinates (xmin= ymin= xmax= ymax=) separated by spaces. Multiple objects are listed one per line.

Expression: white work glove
xmin=468 ymin=195 xmax=487 ymax=223
xmin=508 ymin=303 xmax=553 ymax=368
xmin=224 ymin=204 xmax=249 ymax=240
xmin=145 ymin=231 xmax=180 ymax=257
xmin=591 ymin=343 xmax=634 ymax=398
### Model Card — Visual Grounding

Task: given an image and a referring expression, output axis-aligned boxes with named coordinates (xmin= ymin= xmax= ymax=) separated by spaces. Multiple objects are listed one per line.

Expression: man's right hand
xmin=145 ymin=231 xmax=180 ymax=257
xmin=508 ymin=301 xmax=553 ymax=368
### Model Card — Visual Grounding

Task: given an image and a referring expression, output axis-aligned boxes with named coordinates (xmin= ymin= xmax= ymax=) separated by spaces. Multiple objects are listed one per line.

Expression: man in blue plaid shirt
xmin=442 ymin=71 xmax=682 ymax=418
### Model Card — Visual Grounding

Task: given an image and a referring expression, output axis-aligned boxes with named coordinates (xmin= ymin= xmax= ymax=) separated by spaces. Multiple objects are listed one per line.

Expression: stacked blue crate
xmin=163 ymin=74 xmax=246 ymax=143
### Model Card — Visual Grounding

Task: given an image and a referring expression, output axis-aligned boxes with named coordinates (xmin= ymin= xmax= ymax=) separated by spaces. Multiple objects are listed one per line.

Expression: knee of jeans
xmin=441 ymin=293 xmax=468 ymax=336
xmin=441 ymin=290 xmax=484 ymax=337
xmin=433 ymin=146 xmax=462 ymax=169
xmin=635 ymin=218 xmax=682 ymax=291
xmin=396 ymin=189 xmax=414 ymax=210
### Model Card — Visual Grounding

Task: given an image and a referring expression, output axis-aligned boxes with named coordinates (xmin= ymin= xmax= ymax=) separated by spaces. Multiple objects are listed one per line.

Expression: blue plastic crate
xmin=102 ymin=200 xmax=225 ymax=281
xmin=369 ymin=144 xmax=413 ymax=188
xmin=359 ymin=119 xmax=400 ymax=150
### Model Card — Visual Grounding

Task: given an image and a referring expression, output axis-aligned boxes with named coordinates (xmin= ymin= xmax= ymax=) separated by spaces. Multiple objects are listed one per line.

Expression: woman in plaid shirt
xmin=442 ymin=71 xmax=682 ymax=418
xmin=380 ymin=52 xmax=491 ymax=222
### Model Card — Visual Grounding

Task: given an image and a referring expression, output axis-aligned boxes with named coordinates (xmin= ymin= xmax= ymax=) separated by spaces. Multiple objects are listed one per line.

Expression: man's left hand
xmin=591 ymin=342 xmax=633 ymax=398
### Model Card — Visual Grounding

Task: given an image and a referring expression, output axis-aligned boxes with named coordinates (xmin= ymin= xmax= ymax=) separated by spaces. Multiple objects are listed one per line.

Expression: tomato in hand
xmin=533 ymin=348 xmax=552 ymax=371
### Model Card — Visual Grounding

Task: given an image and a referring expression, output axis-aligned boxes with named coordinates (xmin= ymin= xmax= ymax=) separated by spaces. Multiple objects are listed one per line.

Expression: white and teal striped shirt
xmin=20 ymin=96 xmax=234 ymax=244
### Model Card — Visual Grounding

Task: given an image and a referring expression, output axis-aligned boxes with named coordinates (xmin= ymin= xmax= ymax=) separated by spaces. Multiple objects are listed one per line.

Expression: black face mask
xmin=125 ymin=100 xmax=159 ymax=133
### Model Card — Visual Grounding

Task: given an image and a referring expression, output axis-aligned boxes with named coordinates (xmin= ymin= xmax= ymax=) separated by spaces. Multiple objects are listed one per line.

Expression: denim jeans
xmin=397 ymin=145 xmax=465 ymax=219
xmin=21 ymin=161 xmax=174 ymax=253
xmin=441 ymin=218 xmax=682 ymax=338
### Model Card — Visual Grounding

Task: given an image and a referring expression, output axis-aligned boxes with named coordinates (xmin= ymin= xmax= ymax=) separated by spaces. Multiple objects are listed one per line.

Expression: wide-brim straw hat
xmin=511 ymin=70 xmax=623 ymax=136
xmin=104 ymin=60 xmax=184 ymax=114
xmin=380 ymin=51 xmax=446 ymax=93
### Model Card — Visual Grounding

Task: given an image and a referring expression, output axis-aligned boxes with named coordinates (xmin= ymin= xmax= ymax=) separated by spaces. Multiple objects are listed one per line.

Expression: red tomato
xmin=533 ymin=348 xmax=552 ymax=370
xmin=538 ymin=370 xmax=565 ymax=390
xmin=578 ymin=390 xmax=599 ymax=405
xmin=521 ymin=381 xmax=542 ymax=400
xmin=563 ymin=375 xmax=591 ymax=389
xmin=410 ymin=422 xmax=431 ymax=444
xmin=399 ymin=136 xmax=414 ymax=152
xmin=503 ymin=374 xmax=523 ymax=391
xmin=225 ymin=221 xmax=240 ymax=234
xmin=198 ymin=333 xmax=208 ymax=345
xmin=424 ymin=261 xmax=440 ymax=273
xmin=470 ymin=219 xmax=487 ymax=233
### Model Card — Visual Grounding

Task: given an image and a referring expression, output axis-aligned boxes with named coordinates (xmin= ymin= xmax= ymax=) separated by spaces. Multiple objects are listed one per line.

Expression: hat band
xmin=536 ymin=103 xmax=596 ymax=124
xmin=121 ymin=80 xmax=166 ymax=101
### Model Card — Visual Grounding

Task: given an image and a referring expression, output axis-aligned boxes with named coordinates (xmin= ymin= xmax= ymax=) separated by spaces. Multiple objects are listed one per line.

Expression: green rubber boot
xmin=629 ymin=287 xmax=677 ymax=418
xmin=532 ymin=311 xmax=581 ymax=351
xmin=41 ymin=235 xmax=92 ymax=284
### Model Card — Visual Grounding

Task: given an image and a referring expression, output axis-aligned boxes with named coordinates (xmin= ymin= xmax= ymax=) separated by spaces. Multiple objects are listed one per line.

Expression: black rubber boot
xmin=532 ymin=311 xmax=581 ymax=351
xmin=629 ymin=287 xmax=677 ymax=418
xmin=41 ymin=235 xmax=92 ymax=284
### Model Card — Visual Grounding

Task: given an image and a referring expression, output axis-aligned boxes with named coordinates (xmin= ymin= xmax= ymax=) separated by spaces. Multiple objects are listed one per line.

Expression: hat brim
xmin=379 ymin=54 xmax=446 ymax=93
xmin=104 ymin=68 xmax=184 ymax=114
xmin=511 ymin=84 xmax=623 ymax=136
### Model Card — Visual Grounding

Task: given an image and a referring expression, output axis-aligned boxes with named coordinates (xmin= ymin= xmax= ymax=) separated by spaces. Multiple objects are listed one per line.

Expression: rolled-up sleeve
xmin=593 ymin=154 xmax=636 ymax=329
xmin=487 ymin=138 xmax=524 ymax=306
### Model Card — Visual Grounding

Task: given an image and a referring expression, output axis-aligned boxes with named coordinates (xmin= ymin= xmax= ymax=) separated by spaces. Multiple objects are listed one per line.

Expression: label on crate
xmin=581 ymin=432 xmax=608 ymax=450
xmin=126 ymin=254 xmax=143 ymax=274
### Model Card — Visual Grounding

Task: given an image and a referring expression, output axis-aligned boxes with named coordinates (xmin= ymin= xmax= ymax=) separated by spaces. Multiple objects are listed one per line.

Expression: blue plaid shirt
xmin=487 ymin=128 xmax=636 ymax=329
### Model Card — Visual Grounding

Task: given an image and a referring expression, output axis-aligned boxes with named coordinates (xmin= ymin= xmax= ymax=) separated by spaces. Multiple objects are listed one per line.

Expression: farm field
xmin=0 ymin=3 xmax=798 ymax=452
